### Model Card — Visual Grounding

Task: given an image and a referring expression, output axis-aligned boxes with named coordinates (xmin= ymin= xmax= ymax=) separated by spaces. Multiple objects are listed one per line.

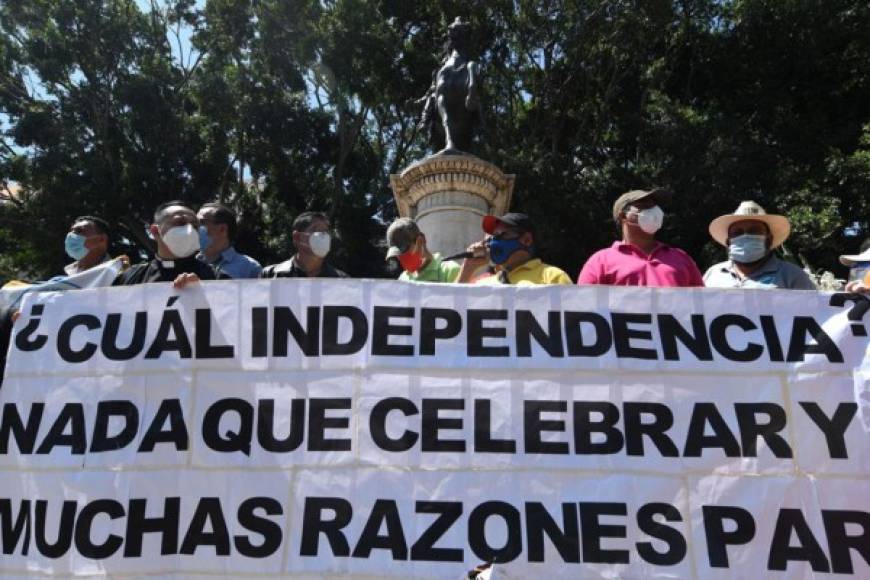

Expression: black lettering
xmin=322 ymin=306 xmax=367 ymax=355
xmin=0 ymin=499 xmax=31 ymax=555
xmin=36 ymin=403 xmax=86 ymax=455
xmin=91 ymin=400 xmax=139 ymax=452
xmin=74 ymin=499 xmax=124 ymax=559
xmin=145 ymin=309 xmax=192 ymax=359
xmin=658 ymin=314 xmax=712 ymax=361
xmin=258 ymin=398 xmax=305 ymax=452
xmin=422 ymin=399 xmax=465 ymax=452
xmin=468 ymin=501 xmax=522 ymax=563
xmin=419 ymin=308 xmax=462 ymax=356
xmin=702 ymin=505 xmax=755 ymax=568
xmin=823 ymin=509 xmax=870 ymax=574
xmin=124 ymin=497 xmax=181 ymax=557
xmin=636 ymin=503 xmax=686 ymax=566
xmin=202 ymin=398 xmax=253 ymax=455
xmin=564 ymin=312 xmax=612 ymax=357
xmin=234 ymin=497 xmax=284 ymax=558
xmin=34 ymin=500 xmax=75 ymax=558
xmin=786 ymin=317 xmax=843 ymax=363
xmin=251 ymin=307 xmax=268 ymax=357
xmin=467 ymin=309 xmax=509 ymax=357
xmin=579 ymin=502 xmax=629 ymax=564
xmin=372 ymin=306 xmax=414 ymax=356
xmin=180 ymin=497 xmax=231 ymax=555
xmin=572 ymin=402 xmax=624 ymax=454
xmin=273 ymin=306 xmax=319 ymax=357
xmin=524 ymin=401 xmax=569 ymax=454
xmin=767 ymin=508 xmax=829 ymax=572
xmin=624 ymin=402 xmax=679 ymax=457
xmin=352 ymin=499 xmax=407 ymax=560
xmin=101 ymin=312 xmax=146 ymax=360
xmin=683 ymin=403 xmax=740 ymax=457
xmin=516 ymin=311 xmax=564 ymax=357
xmin=370 ymin=397 xmax=419 ymax=452
xmin=308 ymin=398 xmax=351 ymax=452
xmin=195 ymin=309 xmax=234 ymax=359
xmin=526 ymin=502 xmax=579 ymax=563
xmin=300 ymin=497 xmax=351 ymax=557
xmin=798 ymin=402 xmax=857 ymax=459
xmin=759 ymin=315 xmax=785 ymax=362
xmin=709 ymin=315 xmax=763 ymax=362
xmin=139 ymin=399 xmax=188 ymax=452
xmin=0 ymin=402 xmax=44 ymax=453
xmin=475 ymin=399 xmax=516 ymax=453
xmin=14 ymin=304 xmax=47 ymax=352
xmin=734 ymin=403 xmax=792 ymax=458
xmin=57 ymin=314 xmax=100 ymax=363
xmin=410 ymin=501 xmax=463 ymax=562
xmin=611 ymin=313 xmax=657 ymax=360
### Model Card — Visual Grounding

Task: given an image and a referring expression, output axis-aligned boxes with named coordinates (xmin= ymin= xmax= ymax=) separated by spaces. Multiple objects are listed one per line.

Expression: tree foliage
xmin=1 ymin=0 xmax=868 ymax=280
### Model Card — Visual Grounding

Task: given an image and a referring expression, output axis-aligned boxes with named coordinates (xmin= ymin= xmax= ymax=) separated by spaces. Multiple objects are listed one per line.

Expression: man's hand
xmin=173 ymin=272 xmax=200 ymax=289
xmin=845 ymin=280 xmax=869 ymax=294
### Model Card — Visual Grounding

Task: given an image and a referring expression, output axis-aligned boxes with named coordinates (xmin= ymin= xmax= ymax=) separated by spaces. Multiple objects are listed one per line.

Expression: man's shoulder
xmin=114 ymin=261 xmax=152 ymax=286
xmin=260 ymin=259 xmax=297 ymax=278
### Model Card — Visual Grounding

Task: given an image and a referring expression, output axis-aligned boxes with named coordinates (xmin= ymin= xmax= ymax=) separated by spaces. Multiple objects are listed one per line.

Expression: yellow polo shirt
xmin=475 ymin=258 xmax=572 ymax=286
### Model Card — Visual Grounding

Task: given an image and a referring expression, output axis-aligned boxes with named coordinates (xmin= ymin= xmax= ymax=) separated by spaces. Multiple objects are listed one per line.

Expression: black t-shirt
xmin=260 ymin=256 xmax=348 ymax=279
xmin=114 ymin=256 xmax=229 ymax=285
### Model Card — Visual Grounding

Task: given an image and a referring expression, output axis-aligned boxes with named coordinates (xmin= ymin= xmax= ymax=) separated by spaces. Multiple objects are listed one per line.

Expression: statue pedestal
xmin=390 ymin=155 xmax=515 ymax=258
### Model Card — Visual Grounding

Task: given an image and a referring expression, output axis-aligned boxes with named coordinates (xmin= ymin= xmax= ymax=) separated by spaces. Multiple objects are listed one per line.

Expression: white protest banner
xmin=1 ymin=279 xmax=869 ymax=578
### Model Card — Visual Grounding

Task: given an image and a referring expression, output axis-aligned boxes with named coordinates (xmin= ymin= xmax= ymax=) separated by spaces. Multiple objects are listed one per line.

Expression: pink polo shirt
xmin=578 ymin=241 xmax=704 ymax=287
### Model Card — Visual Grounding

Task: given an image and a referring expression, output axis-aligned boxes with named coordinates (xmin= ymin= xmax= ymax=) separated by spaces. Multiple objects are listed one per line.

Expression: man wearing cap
xmin=578 ymin=189 xmax=704 ymax=287
xmin=260 ymin=211 xmax=348 ymax=279
xmin=385 ymin=217 xmax=460 ymax=283
xmin=704 ymin=201 xmax=815 ymax=289
xmin=457 ymin=212 xmax=572 ymax=285
xmin=840 ymin=238 xmax=870 ymax=294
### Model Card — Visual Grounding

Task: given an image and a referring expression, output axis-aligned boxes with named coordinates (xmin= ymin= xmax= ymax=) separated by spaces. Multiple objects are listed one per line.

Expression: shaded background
xmin=1 ymin=0 xmax=868 ymax=281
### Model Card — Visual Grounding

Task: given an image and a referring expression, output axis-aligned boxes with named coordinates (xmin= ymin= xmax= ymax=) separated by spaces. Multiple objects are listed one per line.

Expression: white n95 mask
xmin=162 ymin=224 xmax=200 ymax=258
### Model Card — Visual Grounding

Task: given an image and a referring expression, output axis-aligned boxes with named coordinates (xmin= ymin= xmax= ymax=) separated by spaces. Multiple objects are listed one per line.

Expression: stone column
xmin=389 ymin=155 xmax=515 ymax=258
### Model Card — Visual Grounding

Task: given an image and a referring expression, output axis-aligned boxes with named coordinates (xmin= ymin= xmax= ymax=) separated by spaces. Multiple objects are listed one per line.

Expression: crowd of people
xmin=61 ymin=189 xmax=870 ymax=294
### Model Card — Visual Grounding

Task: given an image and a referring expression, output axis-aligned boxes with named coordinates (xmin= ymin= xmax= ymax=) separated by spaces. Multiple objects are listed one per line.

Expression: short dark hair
xmin=292 ymin=211 xmax=329 ymax=233
xmin=154 ymin=200 xmax=193 ymax=224
xmin=73 ymin=215 xmax=110 ymax=237
xmin=200 ymin=202 xmax=238 ymax=241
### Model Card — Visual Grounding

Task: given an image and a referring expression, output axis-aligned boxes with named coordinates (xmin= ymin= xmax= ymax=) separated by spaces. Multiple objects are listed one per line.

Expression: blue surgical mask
xmin=728 ymin=234 xmax=768 ymax=264
xmin=488 ymin=237 xmax=527 ymax=265
xmin=199 ymin=225 xmax=212 ymax=251
xmin=65 ymin=232 xmax=88 ymax=261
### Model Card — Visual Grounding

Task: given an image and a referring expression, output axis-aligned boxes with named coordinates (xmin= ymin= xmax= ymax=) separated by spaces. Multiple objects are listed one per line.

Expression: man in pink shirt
xmin=578 ymin=188 xmax=704 ymax=287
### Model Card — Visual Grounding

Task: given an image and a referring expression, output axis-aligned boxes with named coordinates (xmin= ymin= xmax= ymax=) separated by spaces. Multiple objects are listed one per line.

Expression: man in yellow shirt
xmin=457 ymin=213 xmax=572 ymax=285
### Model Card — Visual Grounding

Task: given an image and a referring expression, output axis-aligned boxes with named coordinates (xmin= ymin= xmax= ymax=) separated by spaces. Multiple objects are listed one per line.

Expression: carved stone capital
xmin=390 ymin=155 xmax=515 ymax=218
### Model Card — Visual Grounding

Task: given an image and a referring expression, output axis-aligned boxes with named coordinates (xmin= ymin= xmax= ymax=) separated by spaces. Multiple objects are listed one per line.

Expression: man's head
xmin=65 ymin=216 xmax=110 ymax=262
xmin=151 ymin=201 xmax=200 ymax=260
xmin=292 ymin=211 xmax=331 ymax=260
xmin=481 ymin=212 xmax=536 ymax=268
xmin=197 ymin=202 xmax=237 ymax=255
xmin=612 ymin=189 xmax=670 ymax=238
xmin=709 ymin=201 xmax=790 ymax=264
xmin=385 ymin=218 xmax=430 ymax=273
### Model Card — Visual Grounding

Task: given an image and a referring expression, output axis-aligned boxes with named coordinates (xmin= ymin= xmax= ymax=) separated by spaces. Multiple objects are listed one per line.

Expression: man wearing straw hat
xmin=704 ymin=200 xmax=815 ymax=289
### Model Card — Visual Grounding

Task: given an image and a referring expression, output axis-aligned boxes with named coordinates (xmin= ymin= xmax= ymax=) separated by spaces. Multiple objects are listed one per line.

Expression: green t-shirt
xmin=399 ymin=253 xmax=460 ymax=283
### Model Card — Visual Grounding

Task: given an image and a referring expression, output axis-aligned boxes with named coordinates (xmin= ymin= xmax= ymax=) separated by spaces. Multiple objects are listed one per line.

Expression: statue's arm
xmin=466 ymin=61 xmax=481 ymax=111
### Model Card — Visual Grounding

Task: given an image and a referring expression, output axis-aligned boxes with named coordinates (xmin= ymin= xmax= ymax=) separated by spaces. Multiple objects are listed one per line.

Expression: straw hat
xmin=708 ymin=201 xmax=791 ymax=248
xmin=839 ymin=247 xmax=870 ymax=266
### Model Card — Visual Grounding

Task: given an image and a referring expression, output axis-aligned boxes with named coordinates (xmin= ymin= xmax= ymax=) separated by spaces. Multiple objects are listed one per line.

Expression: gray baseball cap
xmin=385 ymin=218 xmax=421 ymax=259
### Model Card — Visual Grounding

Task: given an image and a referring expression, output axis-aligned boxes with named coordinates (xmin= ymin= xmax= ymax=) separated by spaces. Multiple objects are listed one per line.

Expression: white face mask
xmin=308 ymin=231 xmax=331 ymax=258
xmin=634 ymin=205 xmax=664 ymax=234
xmin=161 ymin=223 xmax=200 ymax=258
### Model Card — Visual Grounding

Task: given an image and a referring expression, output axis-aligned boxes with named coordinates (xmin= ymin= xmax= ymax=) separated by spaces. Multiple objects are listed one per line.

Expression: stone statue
xmin=417 ymin=17 xmax=483 ymax=156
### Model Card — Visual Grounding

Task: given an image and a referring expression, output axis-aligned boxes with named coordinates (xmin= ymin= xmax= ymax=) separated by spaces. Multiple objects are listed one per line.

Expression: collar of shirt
xmin=612 ymin=240 xmax=667 ymax=259
xmin=725 ymin=254 xmax=779 ymax=277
